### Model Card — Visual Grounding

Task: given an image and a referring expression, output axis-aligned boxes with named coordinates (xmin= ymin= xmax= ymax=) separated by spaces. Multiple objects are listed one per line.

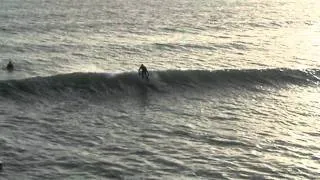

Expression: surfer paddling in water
xmin=6 ymin=61 xmax=14 ymax=72
xmin=138 ymin=64 xmax=149 ymax=80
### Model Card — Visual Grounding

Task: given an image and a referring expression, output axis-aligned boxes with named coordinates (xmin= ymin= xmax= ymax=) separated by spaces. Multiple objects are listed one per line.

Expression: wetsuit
xmin=139 ymin=65 xmax=149 ymax=79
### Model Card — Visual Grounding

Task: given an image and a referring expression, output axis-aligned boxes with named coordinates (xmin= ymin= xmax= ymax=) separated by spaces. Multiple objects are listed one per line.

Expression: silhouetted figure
xmin=138 ymin=64 xmax=149 ymax=80
xmin=6 ymin=61 xmax=14 ymax=72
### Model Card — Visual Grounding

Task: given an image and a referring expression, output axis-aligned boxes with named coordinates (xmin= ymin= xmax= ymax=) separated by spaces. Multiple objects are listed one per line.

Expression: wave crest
xmin=0 ymin=68 xmax=318 ymax=99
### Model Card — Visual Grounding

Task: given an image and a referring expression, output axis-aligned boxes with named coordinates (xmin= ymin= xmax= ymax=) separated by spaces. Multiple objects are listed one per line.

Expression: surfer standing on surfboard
xmin=138 ymin=64 xmax=149 ymax=80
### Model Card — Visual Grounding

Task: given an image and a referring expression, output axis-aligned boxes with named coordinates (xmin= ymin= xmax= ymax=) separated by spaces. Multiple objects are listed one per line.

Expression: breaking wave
xmin=0 ymin=68 xmax=319 ymax=100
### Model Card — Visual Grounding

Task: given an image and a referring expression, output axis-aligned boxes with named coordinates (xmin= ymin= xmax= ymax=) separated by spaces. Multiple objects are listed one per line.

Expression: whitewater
xmin=0 ymin=0 xmax=320 ymax=179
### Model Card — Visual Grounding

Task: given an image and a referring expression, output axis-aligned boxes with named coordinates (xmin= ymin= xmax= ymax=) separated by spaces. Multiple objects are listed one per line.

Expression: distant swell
xmin=0 ymin=68 xmax=319 ymax=100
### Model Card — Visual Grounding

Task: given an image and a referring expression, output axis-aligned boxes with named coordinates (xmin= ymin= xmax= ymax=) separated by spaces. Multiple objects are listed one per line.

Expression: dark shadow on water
xmin=137 ymin=85 xmax=150 ymax=110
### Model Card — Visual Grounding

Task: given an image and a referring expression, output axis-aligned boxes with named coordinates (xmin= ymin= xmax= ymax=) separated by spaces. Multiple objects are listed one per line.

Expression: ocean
xmin=0 ymin=0 xmax=319 ymax=179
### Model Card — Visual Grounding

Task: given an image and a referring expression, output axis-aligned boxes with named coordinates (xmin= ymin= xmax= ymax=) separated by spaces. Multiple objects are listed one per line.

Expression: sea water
xmin=0 ymin=0 xmax=319 ymax=179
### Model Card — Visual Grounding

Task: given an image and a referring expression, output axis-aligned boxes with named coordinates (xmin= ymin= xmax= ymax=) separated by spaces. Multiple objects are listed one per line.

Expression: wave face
xmin=0 ymin=69 xmax=319 ymax=100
